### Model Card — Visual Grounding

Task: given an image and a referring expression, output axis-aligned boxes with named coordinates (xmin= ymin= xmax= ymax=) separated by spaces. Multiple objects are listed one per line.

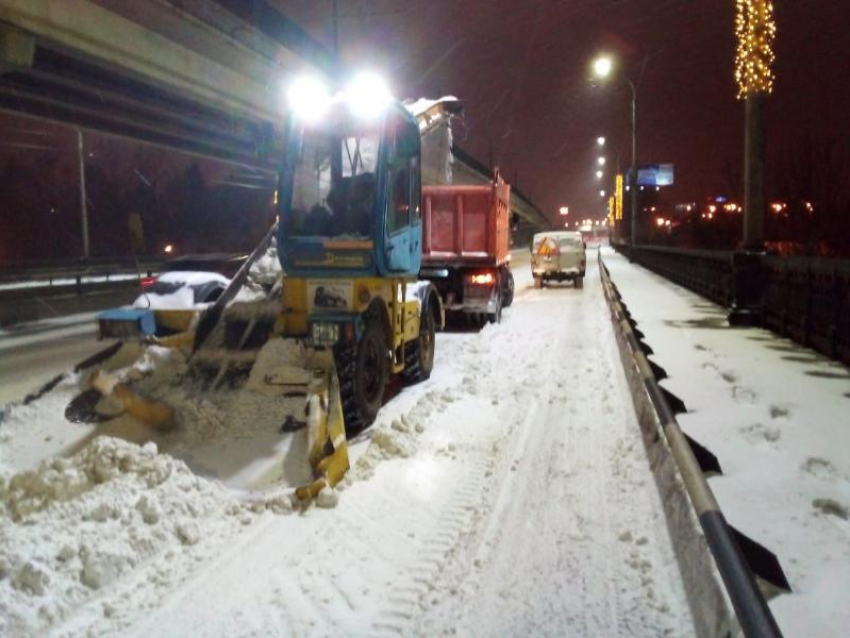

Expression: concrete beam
xmin=0 ymin=0 xmax=318 ymax=122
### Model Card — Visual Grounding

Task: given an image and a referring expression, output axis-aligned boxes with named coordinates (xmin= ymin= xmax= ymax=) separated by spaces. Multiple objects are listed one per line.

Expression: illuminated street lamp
xmin=597 ymin=157 xmax=606 ymax=166
xmin=593 ymin=56 xmax=612 ymax=78
xmin=594 ymin=54 xmax=647 ymax=253
xmin=596 ymin=170 xmax=603 ymax=179
xmin=559 ymin=206 xmax=569 ymax=216
xmin=599 ymin=190 xmax=606 ymax=197
xmin=597 ymin=136 xmax=606 ymax=146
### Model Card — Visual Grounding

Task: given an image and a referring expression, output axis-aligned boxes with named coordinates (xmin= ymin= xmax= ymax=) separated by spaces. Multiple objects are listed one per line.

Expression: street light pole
xmin=593 ymin=54 xmax=648 ymax=258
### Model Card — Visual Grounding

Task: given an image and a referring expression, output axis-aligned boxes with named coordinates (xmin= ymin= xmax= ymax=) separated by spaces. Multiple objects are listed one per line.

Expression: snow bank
xmin=0 ymin=437 xmax=243 ymax=636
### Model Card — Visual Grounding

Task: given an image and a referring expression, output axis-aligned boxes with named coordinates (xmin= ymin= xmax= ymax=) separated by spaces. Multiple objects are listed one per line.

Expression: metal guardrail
xmin=0 ymin=258 xmax=163 ymax=285
xmin=613 ymin=243 xmax=850 ymax=367
xmin=599 ymin=250 xmax=784 ymax=638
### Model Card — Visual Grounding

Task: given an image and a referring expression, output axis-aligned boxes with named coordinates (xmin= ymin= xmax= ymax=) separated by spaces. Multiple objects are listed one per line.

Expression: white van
xmin=530 ymin=231 xmax=587 ymax=289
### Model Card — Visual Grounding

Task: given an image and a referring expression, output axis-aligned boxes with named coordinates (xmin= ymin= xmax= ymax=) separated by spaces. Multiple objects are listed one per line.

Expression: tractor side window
xmin=387 ymin=114 xmax=416 ymax=233
xmin=388 ymin=162 xmax=410 ymax=233
xmin=410 ymin=156 xmax=421 ymax=221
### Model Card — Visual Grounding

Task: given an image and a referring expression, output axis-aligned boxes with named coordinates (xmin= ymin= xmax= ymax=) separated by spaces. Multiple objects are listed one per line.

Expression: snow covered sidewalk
xmin=2 ymin=255 xmax=697 ymax=637
xmin=602 ymin=247 xmax=850 ymax=638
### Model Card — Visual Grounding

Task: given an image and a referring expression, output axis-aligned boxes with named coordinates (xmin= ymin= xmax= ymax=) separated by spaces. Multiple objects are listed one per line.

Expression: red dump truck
xmin=419 ymin=177 xmax=514 ymax=324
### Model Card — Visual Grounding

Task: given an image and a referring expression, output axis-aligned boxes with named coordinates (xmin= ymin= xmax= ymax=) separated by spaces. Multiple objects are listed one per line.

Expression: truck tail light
xmin=470 ymin=272 xmax=495 ymax=286
xmin=141 ymin=276 xmax=156 ymax=288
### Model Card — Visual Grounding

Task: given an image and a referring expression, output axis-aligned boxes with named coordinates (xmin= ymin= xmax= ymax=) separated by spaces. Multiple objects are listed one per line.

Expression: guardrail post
xmin=728 ymin=251 xmax=765 ymax=326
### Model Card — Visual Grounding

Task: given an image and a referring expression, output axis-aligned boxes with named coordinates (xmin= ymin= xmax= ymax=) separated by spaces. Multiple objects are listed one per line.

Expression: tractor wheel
xmin=502 ymin=269 xmax=515 ymax=307
xmin=335 ymin=318 xmax=388 ymax=435
xmin=402 ymin=300 xmax=436 ymax=384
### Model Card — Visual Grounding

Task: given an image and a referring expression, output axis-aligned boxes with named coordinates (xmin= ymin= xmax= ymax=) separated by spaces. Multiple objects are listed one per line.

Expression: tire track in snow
xmin=406 ymin=262 xmax=694 ymax=637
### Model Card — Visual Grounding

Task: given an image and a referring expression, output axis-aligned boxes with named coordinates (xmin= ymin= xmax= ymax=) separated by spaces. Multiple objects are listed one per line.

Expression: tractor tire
xmin=402 ymin=300 xmax=436 ymax=384
xmin=502 ymin=269 xmax=515 ymax=307
xmin=335 ymin=318 xmax=388 ymax=435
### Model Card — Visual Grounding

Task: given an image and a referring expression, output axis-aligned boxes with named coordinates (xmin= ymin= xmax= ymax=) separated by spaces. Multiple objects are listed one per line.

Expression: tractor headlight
xmin=310 ymin=321 xmax=340 ymax=346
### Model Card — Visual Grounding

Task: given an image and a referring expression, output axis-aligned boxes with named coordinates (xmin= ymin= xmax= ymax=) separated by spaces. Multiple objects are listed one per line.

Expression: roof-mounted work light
xmin=287 ymin=76 xmax=331 ymax=123
xmin=346 ymin=72 xmax=392 ymax=119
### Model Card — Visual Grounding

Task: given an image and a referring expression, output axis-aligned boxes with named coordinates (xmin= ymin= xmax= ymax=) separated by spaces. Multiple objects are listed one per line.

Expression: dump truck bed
xmin=421 ymin=182 xmax=511 ymax=268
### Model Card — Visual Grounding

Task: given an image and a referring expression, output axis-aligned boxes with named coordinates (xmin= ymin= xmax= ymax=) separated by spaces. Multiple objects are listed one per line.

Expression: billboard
xmin=633 ymin=164 xmax=674 ymax=187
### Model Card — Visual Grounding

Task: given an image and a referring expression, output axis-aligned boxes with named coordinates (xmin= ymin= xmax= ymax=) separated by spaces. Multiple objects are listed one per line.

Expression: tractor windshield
xmin=284 ymin=123 xmax=381 ymax=240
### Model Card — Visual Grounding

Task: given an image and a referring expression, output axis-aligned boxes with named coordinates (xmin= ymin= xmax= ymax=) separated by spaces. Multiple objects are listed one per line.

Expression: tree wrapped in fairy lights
xmin=735 ymin=0 xmax=776 ymax=256
xmin=735 ymin=0 xmax=777 ymax=98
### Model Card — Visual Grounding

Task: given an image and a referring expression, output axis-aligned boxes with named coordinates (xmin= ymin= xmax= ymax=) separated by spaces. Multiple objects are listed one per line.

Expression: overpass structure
xmin=0 ymin=0 xmax=550 ymax=233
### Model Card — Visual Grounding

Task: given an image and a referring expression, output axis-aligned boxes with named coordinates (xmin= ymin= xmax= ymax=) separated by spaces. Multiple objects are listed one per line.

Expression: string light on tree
xmin=735 ymin=0 xmax=776 ymax=98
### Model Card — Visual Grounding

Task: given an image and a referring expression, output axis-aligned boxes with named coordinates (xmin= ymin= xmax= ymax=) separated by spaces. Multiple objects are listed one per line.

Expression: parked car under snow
xmin=96 ymin=254 xmax=247 ymax=340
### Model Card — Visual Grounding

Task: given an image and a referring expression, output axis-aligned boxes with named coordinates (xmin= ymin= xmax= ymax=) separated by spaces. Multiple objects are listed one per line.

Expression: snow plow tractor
xmin=10 ymin=75 xmax=444 ymax=504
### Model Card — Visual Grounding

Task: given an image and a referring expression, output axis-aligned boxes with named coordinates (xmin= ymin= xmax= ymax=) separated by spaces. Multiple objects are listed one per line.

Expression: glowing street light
xmin=595 ymin=170 xmax=603 ymax=179
xmin=599 ymin=190 xmax=606 ymax=197
xmin=597 ymin=157 xmax=606 ymax=166
xmin=597 ymin=136 xmax=606 ymax=146
xmin=559 ymin=206 xmax=569 ymax=216
xmin=593 ymin=56 xmax=613 ymax=78
xmin=593 ymin=53 xmax=647 ymax=252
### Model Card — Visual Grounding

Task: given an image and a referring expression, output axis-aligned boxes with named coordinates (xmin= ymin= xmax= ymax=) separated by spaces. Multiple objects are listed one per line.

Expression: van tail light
xmin=469 ymin=272 xmax=496 ymax=286
xmin=141 ymin=276 xmax=157 ymax=288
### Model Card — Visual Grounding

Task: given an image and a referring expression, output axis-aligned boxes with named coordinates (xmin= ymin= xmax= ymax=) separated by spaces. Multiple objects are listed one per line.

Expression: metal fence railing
xmin=762 ymin=256 xmax=850 ymax=364
xmin=612 ymin=243 xmax=850 ymax=367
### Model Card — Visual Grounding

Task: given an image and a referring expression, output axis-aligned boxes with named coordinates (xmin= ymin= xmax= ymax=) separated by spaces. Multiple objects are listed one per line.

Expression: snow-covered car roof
xmin=156 ymin=271 xmax=230 ymax=286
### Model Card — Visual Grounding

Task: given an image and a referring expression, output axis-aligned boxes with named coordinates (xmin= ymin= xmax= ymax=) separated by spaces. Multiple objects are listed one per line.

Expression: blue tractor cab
xmin=277 ymin=100 xmax=422 ymax=279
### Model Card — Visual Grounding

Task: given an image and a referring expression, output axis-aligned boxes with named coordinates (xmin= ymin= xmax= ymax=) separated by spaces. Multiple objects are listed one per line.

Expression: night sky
xmin=1 ymin=1 xmax=848 ymax=263
xmin=275 ymin=0 xmax=850 ymax=224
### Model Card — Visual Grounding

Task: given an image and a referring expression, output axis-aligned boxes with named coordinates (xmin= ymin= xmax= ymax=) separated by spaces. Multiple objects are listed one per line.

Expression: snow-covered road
xmin=1 ymin=253 xmax=696 ymax=637
xmin=0 ymin=313 xmax=101 ymax=405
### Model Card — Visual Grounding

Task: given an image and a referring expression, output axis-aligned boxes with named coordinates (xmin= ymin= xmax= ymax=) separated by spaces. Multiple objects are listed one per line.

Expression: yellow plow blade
xmin=295 ymin=368 xmax=350 ymax=502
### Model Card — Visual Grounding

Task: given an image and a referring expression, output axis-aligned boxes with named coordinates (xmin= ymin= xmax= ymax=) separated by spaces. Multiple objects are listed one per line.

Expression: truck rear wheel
xmin=576 ymin=276 xmax=584 ymax=289
xmin=335 ymin=319 xmax=388 ymax=435
xmin=533 ymin=276 xmax=542 ymax=290
xmin=502 ymin=269 xmax=515 ymax=307
xmin=402 ymin=301 xmax=436 ymax=384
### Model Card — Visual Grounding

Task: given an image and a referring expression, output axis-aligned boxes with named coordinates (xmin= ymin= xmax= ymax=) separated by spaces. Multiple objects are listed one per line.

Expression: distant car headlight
xmin=310 ymin=321 xmax=340 ymax=346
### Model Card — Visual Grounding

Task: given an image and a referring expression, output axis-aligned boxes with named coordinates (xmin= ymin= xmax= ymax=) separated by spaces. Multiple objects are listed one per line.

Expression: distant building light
xmin=164 ymin=244 xmax=174 ymax=254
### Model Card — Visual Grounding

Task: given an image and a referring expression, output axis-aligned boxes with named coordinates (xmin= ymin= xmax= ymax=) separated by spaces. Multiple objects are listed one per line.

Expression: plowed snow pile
xmin=0 ymin=437 xmax=244 ymax=636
